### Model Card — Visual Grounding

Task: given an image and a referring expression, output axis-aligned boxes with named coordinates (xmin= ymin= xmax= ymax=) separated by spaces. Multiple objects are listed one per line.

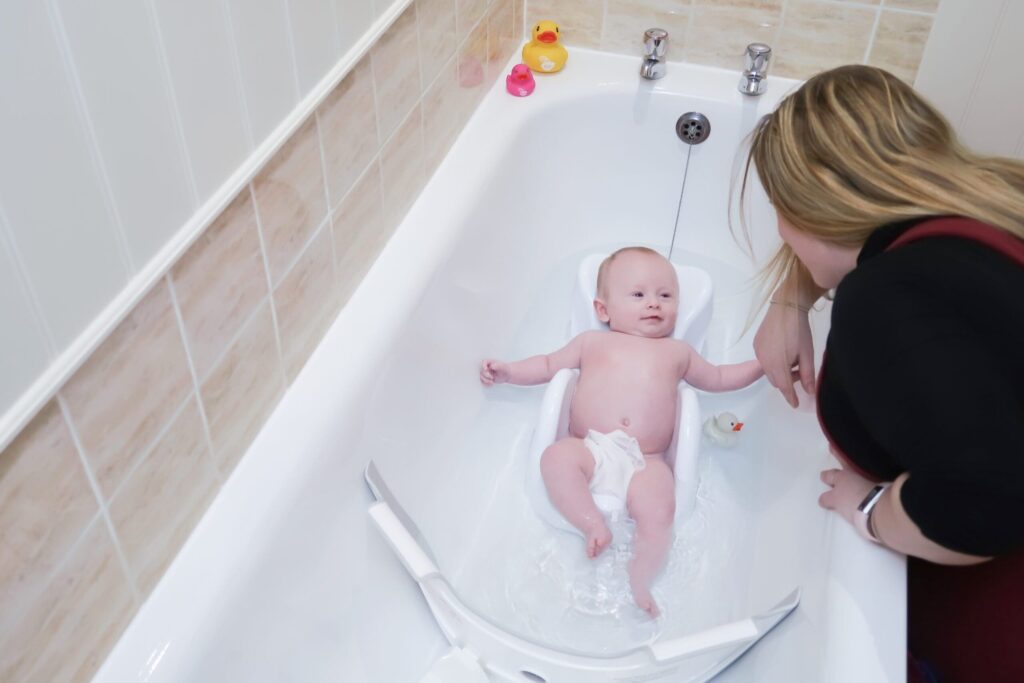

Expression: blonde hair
xmin=596 ymin=246 xmax=664 ymax=298
xmin=739 ymin=65 xmax=1024 ymax=294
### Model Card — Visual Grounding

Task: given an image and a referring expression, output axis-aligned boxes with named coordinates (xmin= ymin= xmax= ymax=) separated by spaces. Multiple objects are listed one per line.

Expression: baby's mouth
xmin=642 ymin=315 xmax=663 ymax=321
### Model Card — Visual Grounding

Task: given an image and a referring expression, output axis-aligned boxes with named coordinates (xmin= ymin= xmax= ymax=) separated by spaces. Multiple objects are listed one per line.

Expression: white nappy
xmin=585 ymin=429 xmax=646 ymax=503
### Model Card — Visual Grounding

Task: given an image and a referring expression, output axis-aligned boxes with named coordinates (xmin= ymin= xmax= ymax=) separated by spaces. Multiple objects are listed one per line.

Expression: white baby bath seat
xmin=365 ymin=461 xmax=801 ymax=683
xmin=528 ymin=252 xmax=712 ymax=534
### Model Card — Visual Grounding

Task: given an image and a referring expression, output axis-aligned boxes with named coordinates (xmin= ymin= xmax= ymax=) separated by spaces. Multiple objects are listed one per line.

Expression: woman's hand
xmin=480 ymin=359 xmax=510 ymax=385
xmin=754 ymin=300 xmax=816 ymax=408
xmin=818 ymin=467 xmax=876 ymax=526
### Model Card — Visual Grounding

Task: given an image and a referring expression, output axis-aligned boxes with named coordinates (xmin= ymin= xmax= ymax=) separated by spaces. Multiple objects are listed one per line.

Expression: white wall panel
xmin=288 ymin=0 xmax=344 ymax=96
xmin=957 ymin=2 xmax=1024 ymax=158
xmin=335 ymin=0 xmax=375 ymax=54
xmin=227 ymin=0 xmax=301 ymax=146
xmin=0 ymin=2 xmax=129 ymax=349
xmin=916 ymin=0 xmax=1024 ymax=158
xmin=151 ymin=0 xmax=251 ymax=203
xmin=55 ymin=0 xmax=195 ymax=268
xmin=0 ymin=217 xmax=51 ymax=417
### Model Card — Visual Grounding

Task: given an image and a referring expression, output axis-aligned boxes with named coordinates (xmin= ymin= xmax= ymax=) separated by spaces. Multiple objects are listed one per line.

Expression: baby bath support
xmin=366 ymin=462 xmax=800 ymax=683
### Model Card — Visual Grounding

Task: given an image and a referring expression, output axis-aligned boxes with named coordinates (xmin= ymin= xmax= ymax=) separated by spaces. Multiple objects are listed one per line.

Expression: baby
xmin=480 ymin=247 xmax=762 ymax=616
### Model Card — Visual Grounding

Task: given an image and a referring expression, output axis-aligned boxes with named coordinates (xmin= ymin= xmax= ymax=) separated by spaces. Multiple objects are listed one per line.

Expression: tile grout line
xmin=143 ymin=0 xmax=201 ymax=208
xmin=282 ymin=0 xmax=305 ymax=103
xmin=0 ymin=201 xmax=58 ymax=359
xmin=411 ymin=2 xmax=426 ymax=169
xmin=313 ymin=112 xmax=344 ymax=296
xmin=56 ymin=394 xmax=142 ymax=605
xmin=166 ymin=273 xmax=222 ymax=484
xmin=368 ymin=33 xmax=386 ymax=150
xmin=221 ymin=0 xmax=257 ymax=152
xmin=774 ymin=0 xmax=788 ymax=55
xmin=248 ymin=183 xmax=290 ymax=392
xmin=863 ymin=4 xmax=884 ymax=64
xmin=102 ymin=387 xmax=197 ymax=509
xmin=958 ymin=0 xmax=1007 ymax=132
xmin=45 ymin=0 xmax=135 ymax=275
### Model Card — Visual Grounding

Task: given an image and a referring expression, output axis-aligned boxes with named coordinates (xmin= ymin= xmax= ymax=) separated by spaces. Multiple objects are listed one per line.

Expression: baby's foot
xmin=584 ymin=522 xmax=612 ymax=559
xmin=630 ymin=577 xmax=660 ymax=617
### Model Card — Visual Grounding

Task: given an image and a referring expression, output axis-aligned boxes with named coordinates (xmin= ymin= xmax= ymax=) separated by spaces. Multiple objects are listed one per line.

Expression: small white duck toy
xmin=703 ymin=412 xmax=745 ymax=448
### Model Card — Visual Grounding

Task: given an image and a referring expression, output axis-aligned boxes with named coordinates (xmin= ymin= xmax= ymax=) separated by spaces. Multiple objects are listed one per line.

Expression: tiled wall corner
xmin=525 ymin=0 xmax=937 ymax=83
xmin=0 ymin=0 xmax=523 ymax=678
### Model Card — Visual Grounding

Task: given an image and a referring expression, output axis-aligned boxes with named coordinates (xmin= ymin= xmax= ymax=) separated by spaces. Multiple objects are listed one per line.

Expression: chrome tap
xmin=738 ymin=43 xmax=772 ymax=95
xmin=640 ymin=28 xmax=668 ymax=80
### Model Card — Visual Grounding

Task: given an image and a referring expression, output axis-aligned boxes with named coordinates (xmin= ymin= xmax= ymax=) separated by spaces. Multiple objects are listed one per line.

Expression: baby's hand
xmin=480 ymin=359 xmax=510 ymax=385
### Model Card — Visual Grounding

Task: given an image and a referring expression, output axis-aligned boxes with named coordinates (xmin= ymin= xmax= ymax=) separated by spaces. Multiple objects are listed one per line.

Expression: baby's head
xmin=594 ymin=247 xmax=679 ymax=338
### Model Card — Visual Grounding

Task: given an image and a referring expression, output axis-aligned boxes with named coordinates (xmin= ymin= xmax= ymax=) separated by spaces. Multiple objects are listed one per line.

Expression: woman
xmin=743 ymin=65 xmax=1024 ymax=682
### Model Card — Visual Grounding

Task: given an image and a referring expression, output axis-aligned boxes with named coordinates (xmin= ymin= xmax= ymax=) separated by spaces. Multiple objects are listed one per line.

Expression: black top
xmin=818 ymin=217 xmax=1024 ymax=556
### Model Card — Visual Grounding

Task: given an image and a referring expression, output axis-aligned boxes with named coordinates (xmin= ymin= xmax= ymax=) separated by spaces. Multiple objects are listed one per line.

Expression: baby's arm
xmin=680 ymin=343 xmax=763 ymax=392
xmin=480 ymin=333 xmax=587 ymax=386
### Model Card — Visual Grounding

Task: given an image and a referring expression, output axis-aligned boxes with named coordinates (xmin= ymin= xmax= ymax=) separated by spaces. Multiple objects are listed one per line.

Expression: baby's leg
xmin=626 ymin=458 xmax=676 ymax=617
xmin=540 ymin=438 xmax=611 ymax=558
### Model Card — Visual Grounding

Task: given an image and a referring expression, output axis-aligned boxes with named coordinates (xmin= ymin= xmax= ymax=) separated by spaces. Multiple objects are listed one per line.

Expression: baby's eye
xmin=660 ymin=293 xmax=672 ymax=299
xmin=631 ymin=291 xmax=643 ymax=298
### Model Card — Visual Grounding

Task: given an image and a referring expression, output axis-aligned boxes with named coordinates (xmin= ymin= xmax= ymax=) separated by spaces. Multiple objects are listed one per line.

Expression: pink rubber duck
xmin=506 ymin=64 xmax=536 ymax=97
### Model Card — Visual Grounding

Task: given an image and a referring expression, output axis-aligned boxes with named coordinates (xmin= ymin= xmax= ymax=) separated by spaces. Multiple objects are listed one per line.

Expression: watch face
xmin=857 ymin=485 xmax=886 ymax=513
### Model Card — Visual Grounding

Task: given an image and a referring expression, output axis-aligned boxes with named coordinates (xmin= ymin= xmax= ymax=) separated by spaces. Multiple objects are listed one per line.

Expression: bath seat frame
xmin=366 ymin=461 xmax=800 ymax=683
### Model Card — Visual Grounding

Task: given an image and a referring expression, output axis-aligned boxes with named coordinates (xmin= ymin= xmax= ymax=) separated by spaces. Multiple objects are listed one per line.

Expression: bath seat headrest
xmin=568 ymin=252 xmax=713 ymax=349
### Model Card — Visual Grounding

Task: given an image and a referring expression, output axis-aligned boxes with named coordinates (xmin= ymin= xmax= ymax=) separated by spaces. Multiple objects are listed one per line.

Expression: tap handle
xmin=644 ymin=28 xmax=669 ymax=59
xmin=744 ymin=43 xmax=771 ymax=74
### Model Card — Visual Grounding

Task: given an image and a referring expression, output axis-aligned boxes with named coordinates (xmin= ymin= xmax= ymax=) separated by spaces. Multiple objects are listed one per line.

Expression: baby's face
xmin=595 ymin=251 xmax=679 ymax=338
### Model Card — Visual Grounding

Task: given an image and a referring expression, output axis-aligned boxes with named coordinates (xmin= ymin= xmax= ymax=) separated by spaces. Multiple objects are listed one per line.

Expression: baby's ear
xmin=593 ymin=299 xmax=610 ymax=323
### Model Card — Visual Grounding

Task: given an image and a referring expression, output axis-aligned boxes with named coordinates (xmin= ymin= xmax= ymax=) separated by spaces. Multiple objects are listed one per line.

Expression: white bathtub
xmin=95 ymin=49 xmax=905 ymax=683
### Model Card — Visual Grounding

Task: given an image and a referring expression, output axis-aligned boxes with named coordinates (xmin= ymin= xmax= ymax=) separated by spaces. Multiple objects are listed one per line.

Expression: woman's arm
xmin=820 ymin=468 xmax=991 ymax=565
xmin=754 ymin=262 xmax=826 ymax=408
xmin=480 ymin=333 xmax=586 ymax=386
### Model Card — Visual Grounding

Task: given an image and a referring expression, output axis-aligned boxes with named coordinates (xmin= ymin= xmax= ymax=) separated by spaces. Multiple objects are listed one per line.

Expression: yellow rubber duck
xmin=522 ymin=20 xmax=568 ymax=73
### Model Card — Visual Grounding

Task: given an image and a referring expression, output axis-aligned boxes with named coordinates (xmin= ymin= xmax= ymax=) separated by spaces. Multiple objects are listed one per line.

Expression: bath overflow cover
xmin=676 ymin=112 xmax=710 ymax=144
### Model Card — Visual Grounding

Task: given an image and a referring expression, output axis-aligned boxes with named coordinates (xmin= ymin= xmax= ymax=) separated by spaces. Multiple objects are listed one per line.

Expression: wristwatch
xmin=854 ymin=484 xmax=889 ymax=543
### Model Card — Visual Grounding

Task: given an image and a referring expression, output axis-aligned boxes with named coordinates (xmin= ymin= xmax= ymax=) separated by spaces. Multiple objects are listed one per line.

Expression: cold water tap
xmin=738 ymin=43 xmax=772 ymax=95
xmin=640 ymin=28 xmax=668 ymax=80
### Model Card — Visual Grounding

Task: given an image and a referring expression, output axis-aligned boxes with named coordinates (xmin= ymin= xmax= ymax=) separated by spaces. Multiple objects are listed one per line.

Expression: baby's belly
xmin=569 ymin=384 xmax=678 ymax=455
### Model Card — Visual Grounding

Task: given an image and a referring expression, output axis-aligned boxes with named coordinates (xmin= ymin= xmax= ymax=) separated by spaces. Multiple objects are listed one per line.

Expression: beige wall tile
xmin=0 ymin=402 xmax=98 ymax=625
xmin=371 ymin=6 xmax=421 ymax=144
xmin=318 ymin=60 xmax=379 ymax=211
xmin=458 ymin=13 xmax=490 ymax=110
xmin=884 ymin=0 xmax=938 ymax=10
xmin=108 ymin=397 xmax=219 ymax=597
xmin=686 ymin=3 xmax=781 ymax=70
xmin=602 ymin=0 xmax=690 ymax=56
xmin=458 ymin=0 xmax=488 ymax=36
xmin=418 ymin=0 xmax=458 ymax=88
xmin=487 ymin=0 xmax=518 ymax=82
xmin=274 ymin=228 xmax=340 ymax=381
xmin=868 ymin=10 xmax=934 ymax=83
xmin=171 ymin=190 xmax=268 ymax=381
xmin=527 ymin=0 xmax=604 ymax=48
xmin=514 ymin=0 xmax=525 ymax=40
xmin=332 ymin=162 xmax=390 ymax=303
xmin=380 ymin=105 xmax=426 ymax=230
xmin=423 ymin=55 xmax=465 ymax=177
xmin=774 ymin=0 xmax=876 ymax=79
xmin=62 ymin=281 xmax=192 ymax=498
xmin=201 ymin=302 xmax=284 ymax=476
xmin=252 ymin=117 xmax=328 ymax=286
xmin=0 ymin=521 xmax=135 ymax=683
